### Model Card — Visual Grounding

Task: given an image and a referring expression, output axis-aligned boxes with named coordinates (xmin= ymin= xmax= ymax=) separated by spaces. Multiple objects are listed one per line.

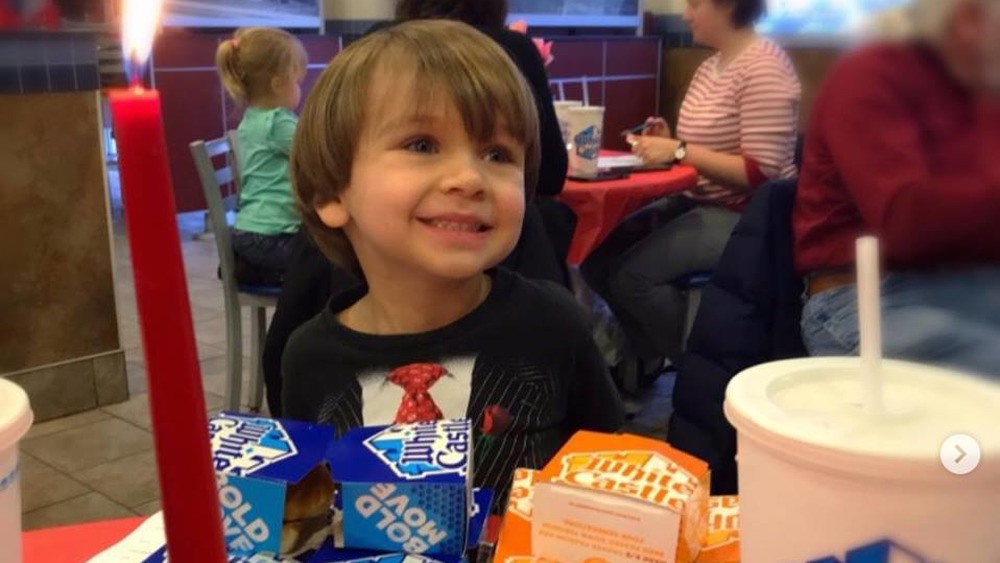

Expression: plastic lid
xmin=0 ymin=378 xmax=33 ymax=449
xmin=725 ymin=358 xmax=1000 ymax=466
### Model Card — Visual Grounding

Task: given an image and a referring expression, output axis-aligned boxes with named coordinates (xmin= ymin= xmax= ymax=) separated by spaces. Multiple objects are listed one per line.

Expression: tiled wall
xmin=0 ymin=33 xmax=100 ymax=94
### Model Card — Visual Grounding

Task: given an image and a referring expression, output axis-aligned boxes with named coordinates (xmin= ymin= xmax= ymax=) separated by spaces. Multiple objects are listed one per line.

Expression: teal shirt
xmin=234 ymin=107 xmax=300 ymax=235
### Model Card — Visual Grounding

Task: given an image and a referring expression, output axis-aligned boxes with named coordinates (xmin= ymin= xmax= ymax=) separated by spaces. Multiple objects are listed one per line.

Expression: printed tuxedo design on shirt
xmin=315 ymin=354 xmax=563 ymax=511
xmin=359 ymin=356 xmax=475 ymax=425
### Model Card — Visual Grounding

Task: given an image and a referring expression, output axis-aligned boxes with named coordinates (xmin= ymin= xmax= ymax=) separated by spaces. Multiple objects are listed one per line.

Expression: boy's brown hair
xmin=216 ymin=27 xmax=307 ymax=105
xmin=291 ymin=19 xmax=541 ymax=270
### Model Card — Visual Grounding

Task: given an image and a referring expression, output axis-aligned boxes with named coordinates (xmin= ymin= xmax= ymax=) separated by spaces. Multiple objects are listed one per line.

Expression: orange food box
xmin=493 ymin=468 xmax=538 ymax=562
xmin=531 ymin=431 xmax=710 ymax=563
xmin=695 ymin=496 xmax=739 ymax=563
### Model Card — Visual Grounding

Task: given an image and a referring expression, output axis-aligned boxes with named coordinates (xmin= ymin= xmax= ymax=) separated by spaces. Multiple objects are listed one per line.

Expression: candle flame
xmin=122 ymin=0 xmax=165 ymax=85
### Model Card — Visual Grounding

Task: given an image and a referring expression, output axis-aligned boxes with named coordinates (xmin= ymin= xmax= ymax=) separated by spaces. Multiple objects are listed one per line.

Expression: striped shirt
xmin=677 ymin=38 xmax=801 ymax=207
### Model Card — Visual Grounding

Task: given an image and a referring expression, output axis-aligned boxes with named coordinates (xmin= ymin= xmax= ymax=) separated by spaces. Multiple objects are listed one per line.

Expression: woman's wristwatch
xmin=671 ymin=140 xmax=688 ymax=165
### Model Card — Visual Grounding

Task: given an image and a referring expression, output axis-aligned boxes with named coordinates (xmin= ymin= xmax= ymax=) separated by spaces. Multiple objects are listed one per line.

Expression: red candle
xmin=109 ymin=86 xmax=227 ymax=562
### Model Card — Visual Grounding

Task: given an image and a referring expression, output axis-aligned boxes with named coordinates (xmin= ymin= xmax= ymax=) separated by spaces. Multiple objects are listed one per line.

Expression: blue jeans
xmin=802 ymin=268 xmax=1000 ymax=379
xmin=231 ymin=230 xmax=298 ymax=272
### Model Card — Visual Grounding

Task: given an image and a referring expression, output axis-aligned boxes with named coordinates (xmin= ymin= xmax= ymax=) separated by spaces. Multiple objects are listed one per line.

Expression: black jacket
xmin=481 ymin=27 xmax=567 ymax=197
xmin=666 ymin=179 xmax=806 ymax=494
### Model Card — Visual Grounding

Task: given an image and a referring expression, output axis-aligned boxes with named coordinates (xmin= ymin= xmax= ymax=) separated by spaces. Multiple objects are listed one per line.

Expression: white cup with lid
xmin=0 ymin=378 xmax=33 ymax=563
xmin=566 ymin=106 xmax=605 ymax=178
xmin=725 ymin=358 xmax=1000 ymax=562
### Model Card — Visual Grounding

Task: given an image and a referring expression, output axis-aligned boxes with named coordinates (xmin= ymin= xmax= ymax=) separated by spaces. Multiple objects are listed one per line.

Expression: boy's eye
xmin=484 ymin=146 xmax=516 ymax=164
xmin=404 ymin=138 xmax=437 ymax=154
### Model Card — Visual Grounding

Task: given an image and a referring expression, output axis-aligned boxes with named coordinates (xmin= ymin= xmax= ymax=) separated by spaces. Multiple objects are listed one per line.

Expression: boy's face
xmin=315 ymin=76 xmax=527 ymax=283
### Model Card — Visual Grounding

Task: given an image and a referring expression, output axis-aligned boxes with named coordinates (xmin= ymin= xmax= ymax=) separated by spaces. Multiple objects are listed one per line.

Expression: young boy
xmin=282 ymin=20 xmax=624 ymax=506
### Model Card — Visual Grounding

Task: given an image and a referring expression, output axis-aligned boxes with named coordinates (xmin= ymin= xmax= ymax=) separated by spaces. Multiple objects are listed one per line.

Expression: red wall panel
xmin=606 ymin=39 xmax=660 ymax=76
xmin=302 ymin=36 xmax=341 ymax=68
xmin=547 ymin=40 xmax=604 ymax=79
xmin=153 ymin=31 xmax=219 ymax=69
xmin=604 ymin=78 xmax=658 ymax=152
xmin=154 ymin=69 xmax=226 ymax=212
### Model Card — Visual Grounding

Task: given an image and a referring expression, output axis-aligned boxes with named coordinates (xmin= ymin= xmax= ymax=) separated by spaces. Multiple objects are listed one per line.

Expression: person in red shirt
xmin=794 ymin=0 xmax=1000 ymax=377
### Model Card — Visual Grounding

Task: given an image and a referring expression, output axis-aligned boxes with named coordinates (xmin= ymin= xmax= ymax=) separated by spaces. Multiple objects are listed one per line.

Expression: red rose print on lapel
xmin=478 ymin=404 xmax=513 ymax=456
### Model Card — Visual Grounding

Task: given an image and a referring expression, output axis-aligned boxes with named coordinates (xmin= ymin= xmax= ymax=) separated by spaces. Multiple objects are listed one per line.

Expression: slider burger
xmin=281 ymin=463 xmax=335 ymax=557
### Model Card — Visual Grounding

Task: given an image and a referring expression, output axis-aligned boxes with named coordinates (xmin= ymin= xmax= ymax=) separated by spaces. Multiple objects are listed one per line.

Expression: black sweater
xmin=282 ymin=269 xmax=624 ymax=509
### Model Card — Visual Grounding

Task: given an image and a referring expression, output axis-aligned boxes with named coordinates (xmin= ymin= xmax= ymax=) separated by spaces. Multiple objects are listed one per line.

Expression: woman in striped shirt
xmin=581 ymin=0 xmax=801 ymax=364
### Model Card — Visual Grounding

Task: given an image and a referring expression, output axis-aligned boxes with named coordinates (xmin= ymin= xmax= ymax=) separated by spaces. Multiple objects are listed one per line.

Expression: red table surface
xmin=560 ymin=164 xmax=699 ymax=265
xmin=21 ymin=515 xmax=503 ymax=562
xmin=22 ymin=516 xmax=145 ymax=563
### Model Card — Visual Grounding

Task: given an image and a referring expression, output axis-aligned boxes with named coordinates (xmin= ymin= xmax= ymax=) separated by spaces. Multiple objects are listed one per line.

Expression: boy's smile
xmin=416 ymin=213 xmax=494 ymax=248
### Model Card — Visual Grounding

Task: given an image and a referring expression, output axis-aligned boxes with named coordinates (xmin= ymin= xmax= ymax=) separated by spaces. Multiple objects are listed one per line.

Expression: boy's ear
xmin=315 ymin=196 xmax=350 ymax=229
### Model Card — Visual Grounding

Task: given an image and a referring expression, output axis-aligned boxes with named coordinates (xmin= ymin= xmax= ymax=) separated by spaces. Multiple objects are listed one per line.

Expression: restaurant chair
xmin=616 ymin=272 xmax=711 ymax=395
xmin=680 ymin=271 xmax=712 ymax=346
xmin=189 ymin=132 xmax=278 ymax=413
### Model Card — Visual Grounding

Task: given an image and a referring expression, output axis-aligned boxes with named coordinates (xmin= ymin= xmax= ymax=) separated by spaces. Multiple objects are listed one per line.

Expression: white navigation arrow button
xmin=941 ymin=434 xmax=981 ymax=476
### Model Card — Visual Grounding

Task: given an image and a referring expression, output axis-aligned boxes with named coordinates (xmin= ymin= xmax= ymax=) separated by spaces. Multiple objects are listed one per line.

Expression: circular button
xmin=940 ymin=434 xmax=981 ymax=475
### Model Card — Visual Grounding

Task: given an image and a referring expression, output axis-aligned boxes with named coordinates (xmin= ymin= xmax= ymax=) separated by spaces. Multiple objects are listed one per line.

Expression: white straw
xmin=582 ymin=76 xmax=590 ymax=106
xmin=856 ymin=236 xmax=884 ymax=415
xmin=558 ymin=81 xmax=566 ymax=102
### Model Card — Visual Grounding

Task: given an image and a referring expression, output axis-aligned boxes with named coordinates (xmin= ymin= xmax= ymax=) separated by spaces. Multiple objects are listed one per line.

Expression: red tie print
xmin=388 ymin=363 xmax=447 ymax=424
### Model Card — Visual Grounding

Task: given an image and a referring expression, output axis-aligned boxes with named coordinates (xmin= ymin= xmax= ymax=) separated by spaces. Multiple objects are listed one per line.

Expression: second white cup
xmin=725 ymin=358 xmax=1000 ymax=562
xmin=552 ymin=100 xmax=582 ymax=148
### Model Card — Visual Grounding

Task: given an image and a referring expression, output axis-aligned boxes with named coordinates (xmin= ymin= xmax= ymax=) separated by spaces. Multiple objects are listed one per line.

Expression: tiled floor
xmin=18 ymin=210 xmax=673 ymax=531
xmin=18 ymin=212 xmax=249 ymax=530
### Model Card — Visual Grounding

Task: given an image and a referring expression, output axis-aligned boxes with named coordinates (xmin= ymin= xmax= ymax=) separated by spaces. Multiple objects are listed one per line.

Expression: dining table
xmin=559 ymin=161 xmax=699 ymax=265
xmin=21 ymin=513 xmax=504 ymax=562
xmin=22 ymin=516 xmax=146 ymax=562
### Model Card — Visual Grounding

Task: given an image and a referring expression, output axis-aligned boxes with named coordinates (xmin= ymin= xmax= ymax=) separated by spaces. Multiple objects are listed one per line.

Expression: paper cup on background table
xmin=725 ymin=358 xmax=1000 ymax=563
xmin=567 ymin=105 xmax=604 ymax=178
xmin=553 ymin=100 xmax=582 ymax=147
xmin=0 ymin=378 xmax=33 ymax=563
